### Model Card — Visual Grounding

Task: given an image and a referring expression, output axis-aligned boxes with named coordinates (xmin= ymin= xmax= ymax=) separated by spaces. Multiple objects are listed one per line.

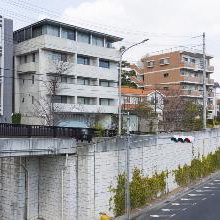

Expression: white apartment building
xmin=13 ymin=19 xmax=122 ymax=128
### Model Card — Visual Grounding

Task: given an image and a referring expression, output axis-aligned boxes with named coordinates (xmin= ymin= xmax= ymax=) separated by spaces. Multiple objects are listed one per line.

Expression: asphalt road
xmin=134 ymin=175 xmax=220 ymax=220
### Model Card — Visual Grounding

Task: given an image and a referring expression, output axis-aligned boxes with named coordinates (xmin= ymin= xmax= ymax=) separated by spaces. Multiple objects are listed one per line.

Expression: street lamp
xmin=118 ymin=39 xmax=149 ymax=135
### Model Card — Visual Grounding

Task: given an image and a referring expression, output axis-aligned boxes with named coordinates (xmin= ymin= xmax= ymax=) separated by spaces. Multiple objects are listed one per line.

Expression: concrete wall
xmin=1 ymin=129 xmax=220 ymax=219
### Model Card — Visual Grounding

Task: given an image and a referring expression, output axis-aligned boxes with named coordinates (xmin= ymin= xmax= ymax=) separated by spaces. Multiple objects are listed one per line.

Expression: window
xmin=24 ymin=55 xmax=27 ymax=63
xmin=163 ymin=87 xmax=169 ymax=90
xmin=52 ymin=52 xmax=67 ymax=62
xmin=77 ymin=55 xmax=90 ymax=65
xmin=100 ymin=80 xmax=111 ymax=87
xmin=17 ymin=30 xmax=25 ymax=43
xmin=99 ymin=98 xmax=112 ymax=106
xmin=32 ymin=27 xmax=42 ymax=38
xmin=61 ymin=28 xmax=75 ymax=40
xmin=159 ymin=58 xmax=170 ymax=65
xmin=92 ymin=35 xmax=104 ymax=47
xmin=32 ymin=96 xmax=34 ymax=104
xmin=194 ymin=73 xmax=198 ymax=77
xmin=22 ymin=97 xmax=25 ymax=103
xmin=77 ymin=97 xmax=96 ymax=105
xmin=191 ymin=58 xmax=196 ymax=64
xmin=105 ymin=39 xmax=112 ymax=48
xmin=147 ymin=61 xmax=154 ymax=67
xmin=99 ymin=59 xmax=110 ymax=68
xmin=32 ymin=75 xmax=35 ymax=84
xmin=164 ymin=73 xmax=169 ymax=78
xmin=32 ymin=53 xmax=35 ymax=62
xmin=46 ymin=25 xmax=60 ymax=37
xmin=183 ymin=57 xmax=188 ymax=62
xmin=77 ymin=77 xmax=91 ymax=85
xmin=53 ymin=95 xmax=68 ymax=104
xmin=61 ymin=75 xmax=68 ymax=83
xmin=24 ymin=28 xmax=31 ymax=40
xmin=77 ymin=32 xmax=90 ymax=44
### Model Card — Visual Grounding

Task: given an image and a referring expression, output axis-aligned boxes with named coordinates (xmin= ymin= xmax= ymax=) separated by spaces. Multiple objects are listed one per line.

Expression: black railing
xmin=0 ymin=123 xmax=117 ymax=142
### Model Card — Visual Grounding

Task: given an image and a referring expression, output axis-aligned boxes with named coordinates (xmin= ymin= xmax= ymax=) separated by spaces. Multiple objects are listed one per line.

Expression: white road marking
xmin=202 ymin=198 xmax=207 ymax=200
xmin=172 ymin=203 xmax=180 ymax=206
xmin=150 ymin=214 xmax=175 ymax=218
xmin=181 ymin=198 xmax=193 ymax=201
xmin=188 ymin=194 xmax=204 ymax=196
xmin=203 ymin=186 xmax=217 ymax=189
xmin=196 ymin=189 xmax=214 ymax=192
xmin=214 ymin=179 xmax=220 ymax=182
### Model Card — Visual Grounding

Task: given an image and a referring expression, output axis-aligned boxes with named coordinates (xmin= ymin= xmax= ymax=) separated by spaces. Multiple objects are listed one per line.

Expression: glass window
xmin=77 ymin=77 xmax=90 ymax=85
xmin=61 ymin=28 xmax=75 ymax=40
xmin=32 ymin=27 xmax=42 ymax=38
xmin=92 ymin=35 xmax=104 ymax=47
xmin=46 ymin=25 xmax=60 ymax=37
xmin=53 ymin=96 xmax=67 ymax=103
xmin=52 ymin=52 xmax=67 ymax=62
xmin=100 ymin=80 xmax=110 ymax=87
xmin=24 ymin=28 xmax=31 ymax=40
xmin=32 ymin=75 xmax=35 ymax=84
xmin=77 ymin=55 xmax=90 ymax=65
xmin=99 ymin=59 xmax=110 ymax=68
xmin=105 ymin=39 xmax=112 ymax=48
xmin=61 ymin=75 xmax=68 ymax=83
xmin=32 ymin=96 xmax=34 ymax=104
xmin=32 ymin=53 xmax=35 ymax=62
xmin=24 ymin=55 xmax=27 ymax=63
xmin=77 ymin=32 xmax=90 ymax=44
xmin=100 ymin=98 xmax=112 ymax=106
xmin=17 ymin=30 xmax=25 ymax=43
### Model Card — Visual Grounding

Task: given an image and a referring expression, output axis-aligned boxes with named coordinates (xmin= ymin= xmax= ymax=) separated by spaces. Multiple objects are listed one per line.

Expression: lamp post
xmin=118 ymin=39 xmax=149 ymax=136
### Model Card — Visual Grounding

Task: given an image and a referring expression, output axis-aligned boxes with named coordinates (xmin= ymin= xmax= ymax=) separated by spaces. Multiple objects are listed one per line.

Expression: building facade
xmin=0 ymin=16 xmax=13 ymax=123
xmin=121 ymin=87 xmax=164 ymax=132
xmin=131 ymin=49 xmax=215 ymax=119
xmin=13 ymin=19 xmax=122 ymax=127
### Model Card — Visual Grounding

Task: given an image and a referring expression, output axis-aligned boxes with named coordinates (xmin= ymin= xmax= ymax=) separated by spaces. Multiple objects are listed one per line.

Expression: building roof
xmin=14 ymin=18 xmax=123 ymax=43
xmin=121 ymin=87 xmax=165 ymax=96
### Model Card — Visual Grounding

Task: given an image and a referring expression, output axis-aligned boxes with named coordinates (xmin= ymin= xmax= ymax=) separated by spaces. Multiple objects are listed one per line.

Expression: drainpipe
xmin=20 ymin=157 xmax=29 ymax=220
xmin=61 ymin=154 xmax=68 ymax=220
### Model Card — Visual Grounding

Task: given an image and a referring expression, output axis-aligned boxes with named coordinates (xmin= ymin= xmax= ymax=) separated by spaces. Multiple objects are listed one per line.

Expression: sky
xmin=1 ymin=0 xmax=220 ymax=82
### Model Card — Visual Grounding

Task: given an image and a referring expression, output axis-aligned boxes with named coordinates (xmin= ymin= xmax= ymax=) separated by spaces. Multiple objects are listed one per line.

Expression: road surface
xmin=135 ymin=174 xmax=220 ymax=220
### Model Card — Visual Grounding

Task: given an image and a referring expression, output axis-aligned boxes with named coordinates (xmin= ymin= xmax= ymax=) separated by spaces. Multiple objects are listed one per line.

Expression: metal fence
xmin=0 ymin=123 xmax=117 ymax=142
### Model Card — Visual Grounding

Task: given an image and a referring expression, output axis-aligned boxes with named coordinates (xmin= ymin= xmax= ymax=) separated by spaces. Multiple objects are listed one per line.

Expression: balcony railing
xmin=0 ymin=123 xmax=117 ymax=142
xmin=182 ymin=76 xmax=214 ymax=85
xmin=181 ymin=62 xmax=214 ymax=72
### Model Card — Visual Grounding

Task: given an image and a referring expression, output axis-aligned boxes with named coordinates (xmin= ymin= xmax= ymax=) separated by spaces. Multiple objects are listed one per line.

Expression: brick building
xmin=130 ymin=49 xmax=215 ymax=119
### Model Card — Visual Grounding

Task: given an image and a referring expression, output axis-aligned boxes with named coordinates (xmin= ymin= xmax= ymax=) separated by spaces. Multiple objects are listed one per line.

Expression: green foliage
xmin=174 ymin=148 xmax=220 ymax=186
xmin=121 ymin=61 xmax=137 ymax=88
xmin=109 ymin=168 xmax=166 ymax=217
xmin=93 ymin=124 xmax=104 ymax=137
xmin=12 ymin=112 xmax=21 ymax=124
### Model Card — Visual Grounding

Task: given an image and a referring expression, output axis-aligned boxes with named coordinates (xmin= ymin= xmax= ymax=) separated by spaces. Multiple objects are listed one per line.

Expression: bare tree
xmin=33 ymin=57 xmax=72 ymax=126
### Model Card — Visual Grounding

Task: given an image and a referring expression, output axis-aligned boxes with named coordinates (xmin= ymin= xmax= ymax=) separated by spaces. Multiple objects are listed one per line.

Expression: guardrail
xmin=0 ymin=123 xmax=117 ymax=142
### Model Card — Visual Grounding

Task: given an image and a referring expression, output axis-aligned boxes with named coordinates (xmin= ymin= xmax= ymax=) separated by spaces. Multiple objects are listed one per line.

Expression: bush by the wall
xmin=174 ymin=148 xmax=220 ymax=186
xmin=109 ymin=168 xmax=166 ymax=217
xmin=12 ymin=113 xmax=21 ymax=124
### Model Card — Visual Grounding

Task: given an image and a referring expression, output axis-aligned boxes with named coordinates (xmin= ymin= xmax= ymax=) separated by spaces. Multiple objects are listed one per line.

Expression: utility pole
xmin=125 ymin=112 xmax=131 ymax=220
xmin=203 ymin=32 xmax=206 ymax=129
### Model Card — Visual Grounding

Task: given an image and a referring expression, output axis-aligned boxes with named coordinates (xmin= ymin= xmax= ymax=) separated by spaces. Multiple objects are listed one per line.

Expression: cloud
xmin=61 ymin=0 xmax=220 ymax=82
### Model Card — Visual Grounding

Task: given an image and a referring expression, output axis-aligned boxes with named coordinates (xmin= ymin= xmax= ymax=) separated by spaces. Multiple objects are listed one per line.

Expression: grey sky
xmin=1 ymin=0 xmax=220 ymax=84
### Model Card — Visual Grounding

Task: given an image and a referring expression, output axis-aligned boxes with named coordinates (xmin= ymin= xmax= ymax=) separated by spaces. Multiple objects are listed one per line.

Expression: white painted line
xmin=214 ymin=179 xmax=220 ymax=182
xmin=171 ymin=203 xmax=180 ymax=206
xmin=203 ymin=186 xmax=217 ymax=189
xmin=181 ymin=198 xmax=193 ymax=201
xmin=161 ymin=209 xmax=171 ymax=212
xmin=182 ymin=208 xmax=187 ymax=211
xmin=202 ymin=198 xmax=207 ymax=200
xmin=150 ymin=214 xmax=174 ymax=218
xmin=188 ymin=194 xmax=204 ymax=196
xmin=196 ymin=189 xmax=214 ymax=192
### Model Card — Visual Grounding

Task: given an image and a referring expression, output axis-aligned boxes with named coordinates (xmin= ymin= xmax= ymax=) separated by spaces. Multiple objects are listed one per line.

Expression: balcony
xmin=181 ymin=62 xmax=214 ymax=73
xmin=57 ymin=84 xmax=118 ymax=99
xmin=182 ymin=76 xmax=214 ymax=85
xmin=207 ymin=104 xmax=214 ymax=111
xmin=180 ymin=90 xmax=201 ymax=97
xmin=17 ymin=62 xmax=37 ymax=74
xmin=54 ymin=103 xmax=118 ymax=114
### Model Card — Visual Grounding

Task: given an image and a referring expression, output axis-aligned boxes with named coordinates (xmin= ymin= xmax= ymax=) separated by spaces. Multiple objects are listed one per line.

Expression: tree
xmin=121 ymin=61 xmax=137 ymax=88
xmin=33 ymin=58 xmax=72 ymax=126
